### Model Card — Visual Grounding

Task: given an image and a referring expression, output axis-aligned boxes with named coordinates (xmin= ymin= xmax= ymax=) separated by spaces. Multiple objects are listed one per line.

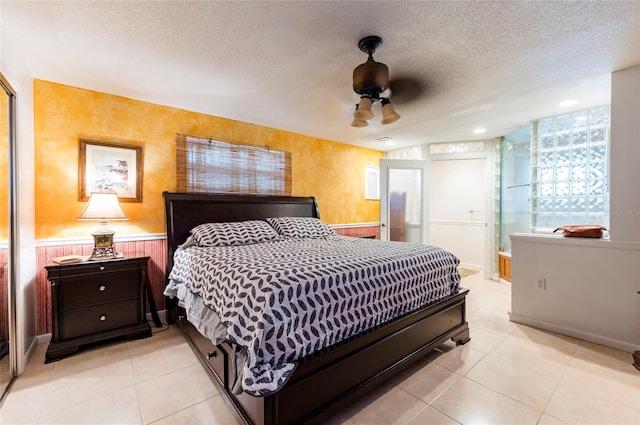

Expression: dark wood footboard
xmin=170 ymin=288 xmax=469 ymax=425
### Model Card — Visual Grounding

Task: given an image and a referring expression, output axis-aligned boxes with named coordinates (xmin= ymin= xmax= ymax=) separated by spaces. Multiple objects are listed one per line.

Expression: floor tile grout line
xmin=427 ymin=403 xmax=464 ymax=425
xmin=536 ymin=349 xmax=575 ymax=424
xmin=135 ymin=362 xmax=221 ymax=425
xmin=25 ymin=352 xmax=138 ymax=424
xmin=554 ymin=341 xmax=640 ymax=414
xmin=33 ymin=382 xmax=141 ymax=424
xmin=14 ymin=337 xmax=161 ymax=424
xmin=130 ymin=342 xmax=147 ymax=425
xmin=482 ymin=347 xmax=573 ymax=382
xmin=130 ymin=357 xmax=200 ymax=386
xmin=388 ymin=386 xmax=431 ymax=425
xmin=459 ymin=375 xmax=545 ymax=418
xmin=462 ymin=361 xmax=557 ymax=414
xmin=151 ymin=394 xmax=230 ymax=425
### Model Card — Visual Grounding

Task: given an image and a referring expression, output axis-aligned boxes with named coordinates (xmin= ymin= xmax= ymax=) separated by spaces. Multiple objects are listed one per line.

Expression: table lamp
xmin=78 ymin=192 xmax=128 ymax=260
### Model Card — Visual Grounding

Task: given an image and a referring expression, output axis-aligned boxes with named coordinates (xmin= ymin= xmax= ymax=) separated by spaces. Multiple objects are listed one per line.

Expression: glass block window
xmin=429 ymin=141 xmax=485 ymax=154
xmin=385 ymin=145 xmax=422 ymax=160
xmin=532 ymin=106 xmax=609 ymax=229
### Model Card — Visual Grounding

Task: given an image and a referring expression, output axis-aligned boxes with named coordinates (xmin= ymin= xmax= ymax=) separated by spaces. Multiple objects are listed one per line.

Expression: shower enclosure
xmin=498 ymin=125 xmax=531 ymax=280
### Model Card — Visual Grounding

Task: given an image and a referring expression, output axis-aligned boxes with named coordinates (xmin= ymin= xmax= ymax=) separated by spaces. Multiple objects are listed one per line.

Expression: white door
xmin=380 ymin=159 xmax=429 ymax=243
xmin=429 ymin=158 xmax=488 ymax=272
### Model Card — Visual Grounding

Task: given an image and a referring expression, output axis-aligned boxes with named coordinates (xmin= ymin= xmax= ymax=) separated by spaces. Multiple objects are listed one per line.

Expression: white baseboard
xmin=509 ymin=313 xmax=639 ymax=353
xmin=36 ymin=333 xmax=52 ymax=345
xmin=497 ymin=278 xmax=511 ymax=288
xmin=21 ymin=336 xmax=40 ymax=370
xmin=459 ymin=263 xmax=482 ymax=271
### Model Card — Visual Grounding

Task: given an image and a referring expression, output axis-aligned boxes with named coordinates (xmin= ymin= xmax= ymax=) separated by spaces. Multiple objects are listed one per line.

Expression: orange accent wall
xmin=34 ymin=80 xmax=382 ymax=239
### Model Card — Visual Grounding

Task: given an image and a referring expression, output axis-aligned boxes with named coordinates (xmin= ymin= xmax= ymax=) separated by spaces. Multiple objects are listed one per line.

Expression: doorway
xmin=379 ymin=160 xmax=429 ymax=243
xmin=429 ymin=158 xmax=488 ymax=272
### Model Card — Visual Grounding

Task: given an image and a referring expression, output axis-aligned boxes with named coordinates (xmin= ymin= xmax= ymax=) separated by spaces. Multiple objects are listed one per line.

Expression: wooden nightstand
xmin=44 ymin=256 xmax=152 ymax=363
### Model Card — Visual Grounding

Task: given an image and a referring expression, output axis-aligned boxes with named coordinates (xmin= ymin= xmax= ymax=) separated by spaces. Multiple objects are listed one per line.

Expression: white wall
xmin=1 ymin=17 xmax=38 ymax=374
xmin=511 ymin=66 xmax=640 ymax=352
xmin=511 ymin=234 xmax=640 ymax=352
xmin=610 ymin=66 xmax=640 ymax=241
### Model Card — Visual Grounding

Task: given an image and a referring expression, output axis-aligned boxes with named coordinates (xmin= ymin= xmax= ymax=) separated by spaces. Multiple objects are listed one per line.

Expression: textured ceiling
xmin=2 ymin=1 xmax=639 ymax=151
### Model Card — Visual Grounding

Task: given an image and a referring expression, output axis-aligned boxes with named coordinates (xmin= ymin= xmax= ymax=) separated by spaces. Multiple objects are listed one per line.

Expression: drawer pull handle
xmin=207 ymin=351 xmax=217 ymax=359
xmin=99 ymin=285 xmax=106 ymax=291
xmin=100 ymin=266 xmax=105 ymax=271
xmin=99 ymin=314 xmax=107 ymax=321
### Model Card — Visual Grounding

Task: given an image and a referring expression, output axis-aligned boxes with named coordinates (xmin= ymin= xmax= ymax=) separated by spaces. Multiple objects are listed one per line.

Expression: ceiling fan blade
xmin=388 ymin=77 xmax=425 ymax=104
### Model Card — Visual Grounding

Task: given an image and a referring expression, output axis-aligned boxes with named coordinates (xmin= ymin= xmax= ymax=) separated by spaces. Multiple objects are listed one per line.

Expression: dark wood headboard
xmin=162 ymin=192 xmax=320 ymax=277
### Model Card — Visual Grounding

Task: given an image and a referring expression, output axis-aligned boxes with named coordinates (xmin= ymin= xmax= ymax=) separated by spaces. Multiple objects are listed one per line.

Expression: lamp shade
xmin=350 ymin=118 xmax=369 ymax=127
xmin=381 ymin=101 xmax=401 ymax=125
xmin=78 ymin=192 xmax=127 ymax=221
xmin=354 ymin=97 xmax=374 ymax=120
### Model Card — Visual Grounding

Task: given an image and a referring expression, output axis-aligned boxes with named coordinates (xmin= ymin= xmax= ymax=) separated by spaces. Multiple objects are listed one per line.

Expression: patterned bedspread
xmin=166 ymin=236 xmax=460 ymax=396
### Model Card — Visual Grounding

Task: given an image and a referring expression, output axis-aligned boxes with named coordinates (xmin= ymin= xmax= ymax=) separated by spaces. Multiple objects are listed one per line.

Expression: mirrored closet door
xmin=0 ymin=72 xmax=16 ymax=401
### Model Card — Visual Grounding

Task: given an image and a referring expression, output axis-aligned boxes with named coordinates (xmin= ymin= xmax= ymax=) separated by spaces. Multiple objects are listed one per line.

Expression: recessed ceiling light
xmin=473 ymin=128 xmax=487 ymax=134
xmin=559 ymin=99 xmax=579 ymax=107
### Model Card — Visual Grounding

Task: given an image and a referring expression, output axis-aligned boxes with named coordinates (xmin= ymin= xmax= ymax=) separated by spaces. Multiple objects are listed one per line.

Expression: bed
xmin=163 ymin=192 xmax=470 ymax=425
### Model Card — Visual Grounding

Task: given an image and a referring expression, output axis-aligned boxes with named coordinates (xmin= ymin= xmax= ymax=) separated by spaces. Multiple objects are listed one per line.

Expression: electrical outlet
xmin=536 ymin=277 xmax=546 ymax=290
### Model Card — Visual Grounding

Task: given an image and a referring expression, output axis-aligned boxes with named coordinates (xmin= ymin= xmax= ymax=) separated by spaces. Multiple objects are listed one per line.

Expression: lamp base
xmin=88 ymin=246 xmax=123 ymax=261
xmin=88 ymin=230 xmax=121 ymax=261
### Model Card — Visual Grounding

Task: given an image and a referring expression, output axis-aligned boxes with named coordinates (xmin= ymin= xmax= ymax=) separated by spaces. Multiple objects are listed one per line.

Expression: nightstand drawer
xmin=61 ymin=300 xmax=139 ymax=339
xmin=61 ymin=270 xmax=139 ymax=307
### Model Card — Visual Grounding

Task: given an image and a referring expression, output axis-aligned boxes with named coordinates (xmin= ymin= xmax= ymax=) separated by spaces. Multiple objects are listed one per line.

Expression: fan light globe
xmin=381 ymin=102 xmax=401 ymax=125
xmin=351 ymin=118 xmax=369 ymax=127
xmin=354 ymin=97 xmax=374 ymax=120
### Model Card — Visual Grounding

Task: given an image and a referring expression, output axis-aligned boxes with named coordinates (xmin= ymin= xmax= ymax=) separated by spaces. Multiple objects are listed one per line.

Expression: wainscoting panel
xmin=334 ymin=226 xmax=380 ymax=239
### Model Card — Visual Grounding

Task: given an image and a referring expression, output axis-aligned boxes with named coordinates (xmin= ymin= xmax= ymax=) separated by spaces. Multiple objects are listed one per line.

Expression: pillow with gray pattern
xmin=191 ymin=220 xmax=281 ymax=247
xmin=266 ymin=217 xmax=337 ymax=239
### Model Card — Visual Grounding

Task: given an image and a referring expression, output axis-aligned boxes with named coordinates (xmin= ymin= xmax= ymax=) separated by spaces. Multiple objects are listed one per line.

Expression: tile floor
xmin=1 ymin=273 xmax=638 ymax=424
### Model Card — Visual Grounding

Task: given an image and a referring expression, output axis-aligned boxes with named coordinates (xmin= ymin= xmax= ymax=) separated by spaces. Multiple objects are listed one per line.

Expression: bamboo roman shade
xmin=176 ymin=134 xmax=291 ymax=195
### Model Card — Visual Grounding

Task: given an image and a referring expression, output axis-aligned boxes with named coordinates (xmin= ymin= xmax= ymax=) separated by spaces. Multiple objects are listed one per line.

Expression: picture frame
xmin=78 ymin=139 xmax=143 ymax=203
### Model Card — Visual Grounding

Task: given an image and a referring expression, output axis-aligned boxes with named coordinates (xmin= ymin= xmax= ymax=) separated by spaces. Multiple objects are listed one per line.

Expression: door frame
xmin=429 ymin=150 xmax=495 ymax=280
xmin=379 ymin=159 xmax=429 ymax=243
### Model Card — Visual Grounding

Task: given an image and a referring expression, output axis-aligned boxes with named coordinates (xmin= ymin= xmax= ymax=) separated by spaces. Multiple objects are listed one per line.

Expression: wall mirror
xmin=0 ymin=71 xmax=16 ymax=401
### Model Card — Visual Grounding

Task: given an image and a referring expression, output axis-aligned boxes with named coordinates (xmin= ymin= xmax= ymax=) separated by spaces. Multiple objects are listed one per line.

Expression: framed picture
xmin=78 ymin=139 xmax=143 ymax=202
xmin=365 ymin=166 xmax=380 ymax=200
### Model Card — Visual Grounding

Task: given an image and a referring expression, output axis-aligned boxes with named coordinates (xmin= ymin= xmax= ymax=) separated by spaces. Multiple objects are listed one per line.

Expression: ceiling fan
xmin=351 ymin=35 xmax=423 ymax=127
